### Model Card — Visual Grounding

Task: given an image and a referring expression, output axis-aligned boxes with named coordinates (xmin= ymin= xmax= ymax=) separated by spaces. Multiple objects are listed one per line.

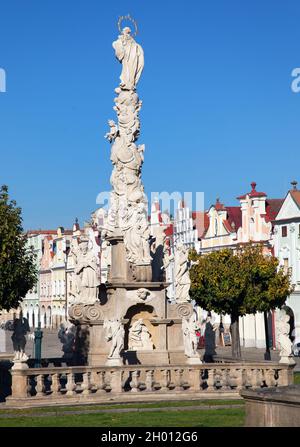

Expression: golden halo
xmin=118 ymin=14 xmax=138 ymax=37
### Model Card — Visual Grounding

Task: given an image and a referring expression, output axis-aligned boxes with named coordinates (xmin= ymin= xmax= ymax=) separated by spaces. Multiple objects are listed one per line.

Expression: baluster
xmin=221 ymin=368 xmax=230 ymax=390
xmin=98 ymin=370 xmax=107 ymax=393
xmin=188 ymin=368 xmax=201 ymax=391
xmin=207 ymin=369 xmax=214 ymax=392
xmin=89 ymin=370 xmax=97 ymax=393
xmin=130 ymin=370 xmax=140 ymax=392
xmin=277 ymin=368 xmax=288 ymax=386
xmin=91 ymin=370 xmax=105 ymax=394
xmin=235 ymin=368 xmax=243 ymax=390
xmin=250 ymin=369 xmax=258 ymax=389
xmin=263 ymin=369 xmax=269 ymax=387
xmin=174 ymin=369 xmax=184 ymax=391
xmin=81 ymin=372 xmax=91 ymax=395
xmin=36 ymin=374 xmax=45 ymax=397
xmin=51 ymin=373 xmax=60 ymax=396
xmin=145 ymin=370 xmax=154 ymax=392
xmin=267 ymin=369 xmax=276 ymax=387
xmin=257 ymin=369 xmax=263 ymax=388
xmin=160 ymin=369 xmax=170 ymax=391
xmin=66 ymin=372 xmax=76 ymax=396
xmin=214 ymin=368 xmax=222 ymax=389
xmin=243 ymin=368 xmax=251 ymax=388
xmin=27 ymin=375 xmax=33 ymax=397
xmin=110 ymin=369 xmax=123 ymax=393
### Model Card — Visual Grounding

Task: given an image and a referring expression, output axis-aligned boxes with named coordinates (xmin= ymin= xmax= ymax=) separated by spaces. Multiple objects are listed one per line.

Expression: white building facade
xmin=273 ymin=182 xmax=300 ymax=347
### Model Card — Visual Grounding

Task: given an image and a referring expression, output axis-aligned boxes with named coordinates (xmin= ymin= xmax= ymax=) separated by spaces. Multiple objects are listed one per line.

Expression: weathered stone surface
xmin=241 ymin=384 xmax=300 ymax=426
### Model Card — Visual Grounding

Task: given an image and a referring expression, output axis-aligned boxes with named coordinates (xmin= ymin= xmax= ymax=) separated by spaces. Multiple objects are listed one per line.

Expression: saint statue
xmin=10 ymin=310 xmax=30 ymax=361
xmin=182 ymin=313 xmax=200 ymax=358
xmin=123 ymin=202 xmax=151 ymax=265
xmin=73 ymin=237 xmax=100 ymax=304
xmin=128 ymin=318 xmax=154 ymax=350
xmin=174 ymin=242 xmax=191 ymax=303
xmin=277 ymin=309 xmax=293 ymax=360
xmin=113 ymin=27 xmax=144 ymax=91
xmin=104 ymin=319 xmax=125 ymax=359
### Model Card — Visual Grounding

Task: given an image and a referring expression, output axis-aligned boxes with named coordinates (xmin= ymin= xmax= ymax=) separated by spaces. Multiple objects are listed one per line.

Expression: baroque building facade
xmin=199 ymin=182 xmax=284 ymax=349
xmin=273 ymin=181 xmax=300 ymax=349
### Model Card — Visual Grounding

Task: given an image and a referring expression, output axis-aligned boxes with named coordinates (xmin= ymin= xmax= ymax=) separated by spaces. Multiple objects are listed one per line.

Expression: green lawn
xmin=0 ymin=408 xmax=245 ymax=427
xmin=0 ymin=399 xmax=243 ymax=415
xmin=0 ymin=372 xmax=298 ymax=427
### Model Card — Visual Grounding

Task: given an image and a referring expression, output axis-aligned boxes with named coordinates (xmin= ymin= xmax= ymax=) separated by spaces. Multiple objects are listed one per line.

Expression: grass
xmin=0 ymin=399 xmax=243 ymax=415
xmin=0 ymin=408 xmax=245 ymax=427
xmin=0 ymin=372 xmax=298 ymax=427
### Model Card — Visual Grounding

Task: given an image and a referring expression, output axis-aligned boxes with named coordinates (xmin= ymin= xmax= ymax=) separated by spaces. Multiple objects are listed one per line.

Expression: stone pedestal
xmin=10 ymin=361 xmax=29 ymax=399
xmin=279 ymin=356 xmax=296 ymax=365
xmin=69 ymin=235 xmax=192 ymax=366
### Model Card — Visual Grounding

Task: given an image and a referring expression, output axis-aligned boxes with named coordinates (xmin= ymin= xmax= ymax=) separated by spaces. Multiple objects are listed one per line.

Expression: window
xmin=282 ymin=226 xmax=287 ymax=237
xmin=283 ymin=258 xmax=289 ymax=275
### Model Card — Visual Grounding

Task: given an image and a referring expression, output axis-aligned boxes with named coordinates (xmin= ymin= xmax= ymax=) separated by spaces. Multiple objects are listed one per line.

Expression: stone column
xmin=107 ymin=236 xmax=127 ymax=282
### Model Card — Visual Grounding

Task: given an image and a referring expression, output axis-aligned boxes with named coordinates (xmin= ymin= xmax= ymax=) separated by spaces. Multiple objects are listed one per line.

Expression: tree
xmin=189 ymin=245 xmax=293 ymax=359
xmin=0 ymin=185 xmax=37 ymax=311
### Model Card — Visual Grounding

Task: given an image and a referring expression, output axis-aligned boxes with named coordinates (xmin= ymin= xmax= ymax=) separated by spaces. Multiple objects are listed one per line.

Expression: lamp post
xmin=34 ymin=322 xmax=43 ymax=368
xmin=264 ymin=311 xmax=271 ymax=361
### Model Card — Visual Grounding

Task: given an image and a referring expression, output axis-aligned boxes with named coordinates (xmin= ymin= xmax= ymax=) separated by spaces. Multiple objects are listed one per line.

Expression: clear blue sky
xmin=0 ymin=0 xmax=300 ymax=229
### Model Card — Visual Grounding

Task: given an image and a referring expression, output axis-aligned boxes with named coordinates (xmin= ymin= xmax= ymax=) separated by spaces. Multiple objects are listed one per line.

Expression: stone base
xmin=279 ymin=356 xmax=296 ymax=365
xmin=11 ymin=361 xmax=29 ymax=371
xmin=106 ymin=358 xmax=123 ymax=366
xmin=241 ymin=385 xmax=300 ymax=427
xmin=68 ymin=269 xmax=188 ymax=367
xmin=122 ymin=350 xmax=170 ymax=366
xmin=186 ymin=356 xmax=202 ymax=365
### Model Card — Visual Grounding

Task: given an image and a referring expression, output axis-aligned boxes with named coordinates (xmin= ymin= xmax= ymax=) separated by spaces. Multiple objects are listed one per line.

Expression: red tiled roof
xmin=224 ymin=206 xmax=242 ymax=232
xmin=26 ymin=229 xmax=73 ymax=235
xmin=192 ymin=211 xmax=209 ymax=238
xmin=237 ymin=182 xmax=267 ymax=200
xmin=26 ymin=230 xmax=58 ymax=235
xmin=265 ymin=199 xmax=284 ymax=222
xmin=290 ymin=190 xmax=300 ymax=208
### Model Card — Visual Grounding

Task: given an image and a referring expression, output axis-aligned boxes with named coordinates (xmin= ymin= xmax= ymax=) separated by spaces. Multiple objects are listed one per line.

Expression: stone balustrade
xmin=5 ymin=362 xmax=294 ymax=407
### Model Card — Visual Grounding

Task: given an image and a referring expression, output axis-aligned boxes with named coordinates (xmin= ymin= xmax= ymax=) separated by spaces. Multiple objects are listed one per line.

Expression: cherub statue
xmin=105 ymin=120 xmax=119 ymax=142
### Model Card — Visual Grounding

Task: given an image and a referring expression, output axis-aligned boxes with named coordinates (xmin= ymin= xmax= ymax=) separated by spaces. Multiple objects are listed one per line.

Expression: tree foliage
xmin=189 ymin=245 xmax=293 ymax=359
xmin=189 ymin=245 xmax=293 ymax=317
xmin=0 ymin=185 xmax=37 ymax=311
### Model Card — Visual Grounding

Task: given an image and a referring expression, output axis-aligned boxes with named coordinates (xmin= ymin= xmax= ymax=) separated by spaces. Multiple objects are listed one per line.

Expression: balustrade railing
xmin=6 ymin=362 xmax=294 ymax=405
